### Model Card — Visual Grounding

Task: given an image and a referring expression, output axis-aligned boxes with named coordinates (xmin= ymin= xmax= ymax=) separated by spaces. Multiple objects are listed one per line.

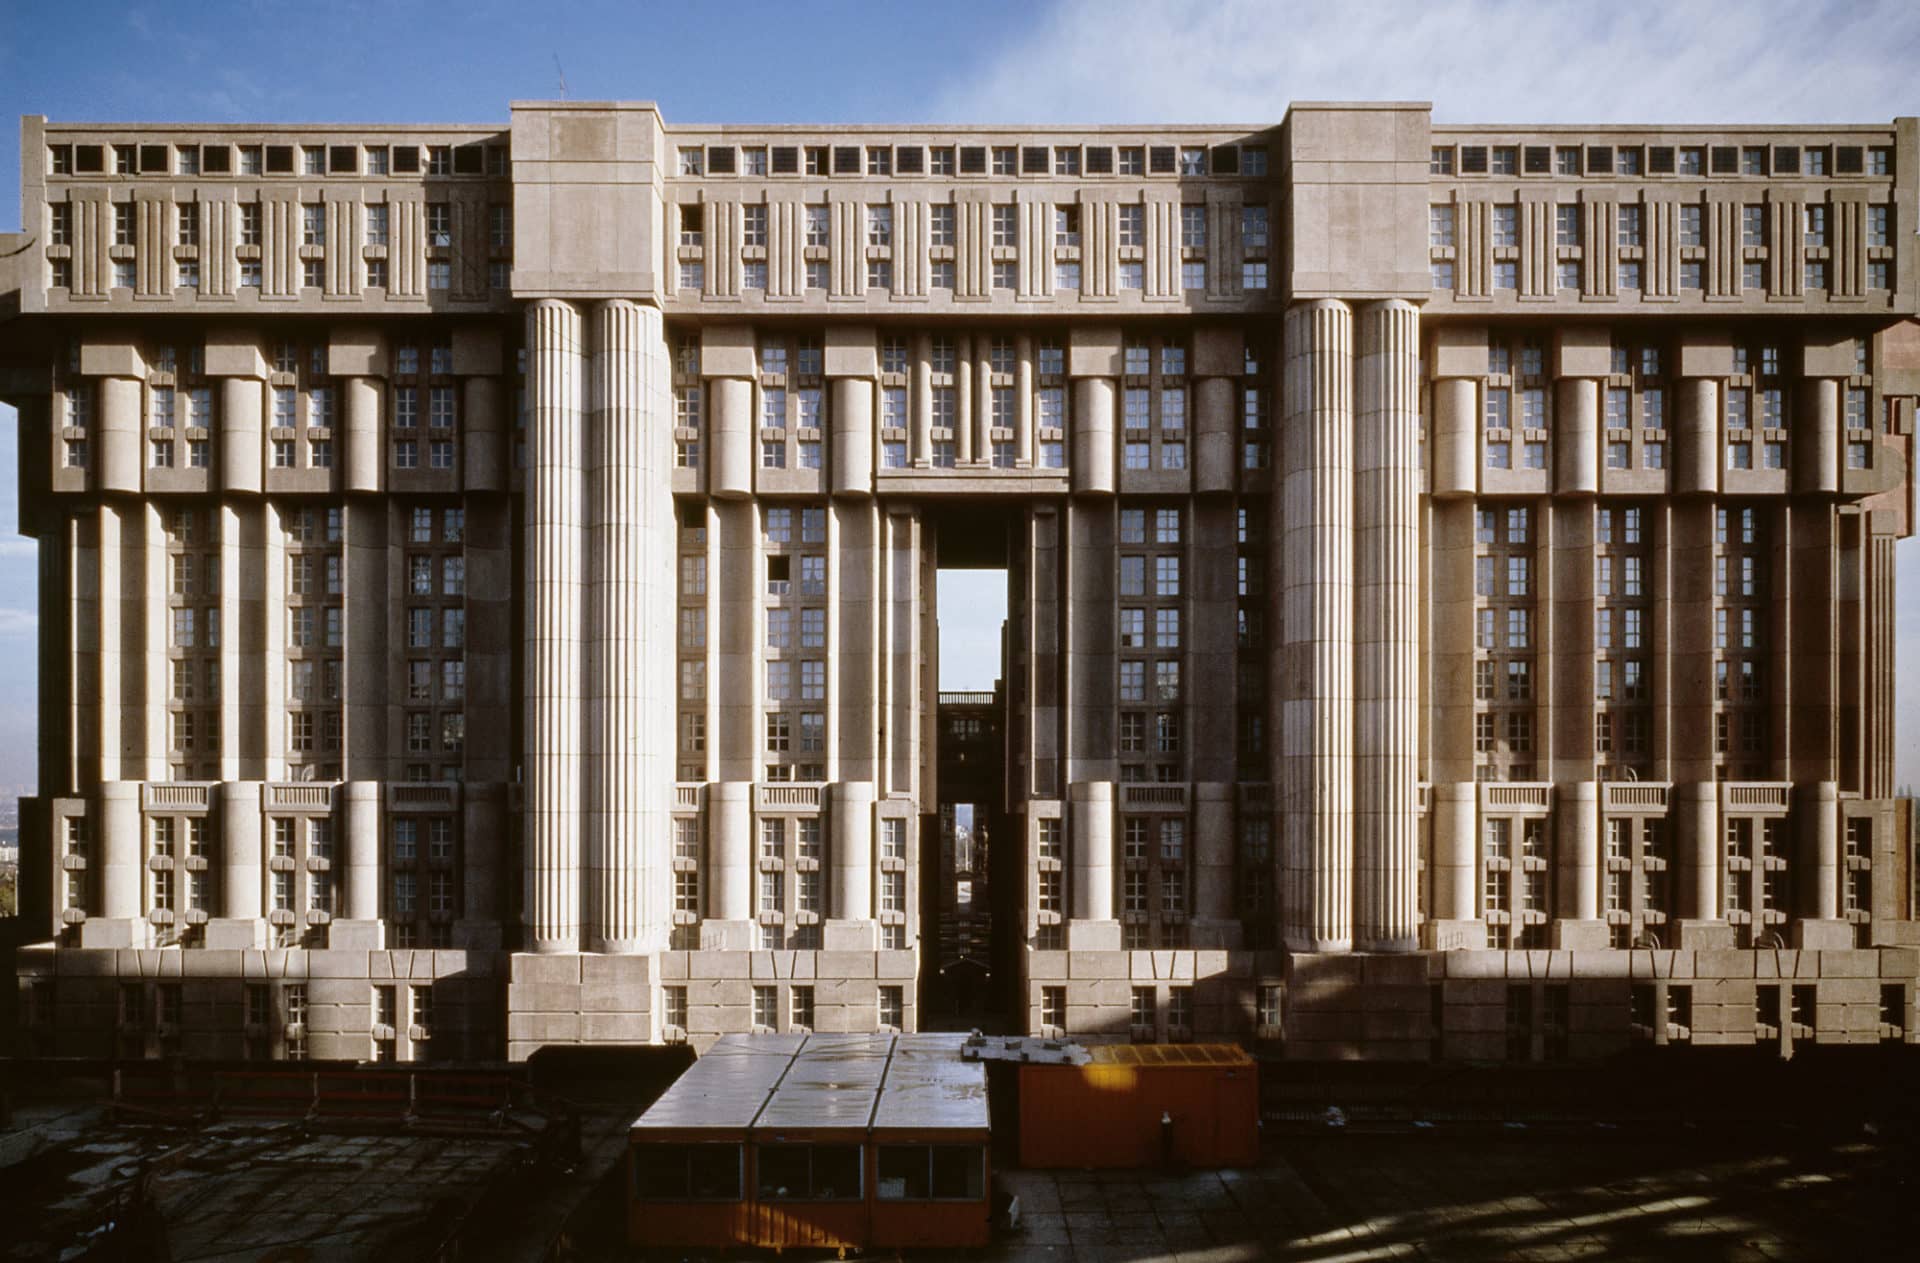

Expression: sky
xmin=1 ymin=0 xmax=1917 ymax=788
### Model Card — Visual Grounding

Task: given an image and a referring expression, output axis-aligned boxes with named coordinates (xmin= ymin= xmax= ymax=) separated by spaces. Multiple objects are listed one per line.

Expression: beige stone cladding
xmin=2 ymin=102 xmax=1918 ymax=1065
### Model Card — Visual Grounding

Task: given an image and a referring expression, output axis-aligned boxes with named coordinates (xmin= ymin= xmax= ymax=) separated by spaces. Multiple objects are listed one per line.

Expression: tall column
xmin=206 ymin=780 xmax=264 ymax=951
xmin=94 ymin=781 xmax=143 ymax=931
xmin=1426 ymin=782 xmax=1484 ymax=948
xmin=524 ymin=299 xmax=585 ymax=953
xmin=1353 ymin=299 xmax=1419 ymax=951
xmin=705 ymin=780 xmax=754 ymax=949
xmin=1278 ymin=299 xmax=1353 ymax=953
xmin=458 ymin=782 xmax=506 ymax=951
xmin=1191 ymin=782 xmax=1239 ymax=948
xmin=1794 ymin=780 xmax=1846 ymax=948
xmin=1070 ymin=378 xmax=1116 ymax=495
xmin=1429 ymin=376 xmax=1477 ymax=498
xmin=912 ymin=333 xmax=934 ymax=465
xmin=218 ymin=375 xmax=263 ymax=495
xmin=834 ymin=503 xmax=880 ymax=784
xmin=1676 ymin=781 xmax=1720 ymax=926
xmin=1674 ymin=377 xmax=1718 ymax=495
xmin=1068 ymin=780 xmax=1113 ymax=923
xmin=828 ymin=780 xmax=876 ymax=950
xmin=955 ymin=335 xmax=974 ymax=465
xmin=585 ymin=298 xmax=674 ymax=954
xmin=830 ymin=378 xmax=874 ymax=495
xmin=1194 ymin=376 xmax=1236 ymax=495
xmin=342 ymin=375 xmax=383 ymax=494
xmin=973 ymin=348 xmax=993 ymax=464
xmin=1014 ymin=335 xmax=1035 ymax=466
xmin=1554 ymin=780 xmax=1607 ymax=948
xmin=332 ymin=779 xmax=383 ymax=952
xmin=137 ymin=505 xmax=167 ymax=782
xmin=95 ymin=505 xmax=122 ymax=784
xmin=342 ymin=500 xmax=388 ymax=781
xmin=1794 ymin=377 xmax=1840 ymax=495
xmin=260 ymin=503 xmax=287 ymax=782
xmin=97 ymin=375 xmax=142 ymax=494
xmin=714 ymin=501 xmax=761 ymax=783
xmin=709 ymin=376 xmax=754 ymax=498
xmin=463 ymin=375 xmax=506 ymax=493
xmin=1554 ymin=377 xmax=1599 ymax=494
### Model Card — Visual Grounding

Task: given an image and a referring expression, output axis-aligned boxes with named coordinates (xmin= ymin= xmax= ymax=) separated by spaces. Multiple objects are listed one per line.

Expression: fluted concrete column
xmin=1430 ymin=376 xmax=1477 ymax=498
xmin=830 ymin=780 xmax=876 ymax=920
xmin=1071 ymin=378 xmax=1115 ymax=495
xmin=1677 ymin=781 xmax=1719 ymax=922
xmin=1279 ymin=299 xmax=1353 ymax=953
xmin=1795 ymin=378 xmax=1840 ymax=495
xmin=1554 ymin=377 xmax=1599 ymax=494
xmin=1675 ymin=378 xmax=1718 ymax=495
xmin=97 ymin=376 xmax=142 ymax=494
xmin=1426 ymin=782 xmax=1483 ymax=948
xmin=463 ymin=375 xmax=506 ymax=492
xmin=342 ymin=375 xmax=383 ymax=493
xmin=1194 ymin=377 xmax=1236 ymax=494
xmin=524 ymin=298 xmax=585 ymax=953
xmin=710 ymin=376 xmax=754 ymax=498
xmin=1191 ymin=782 xmax=1239 ymax=947
xmin=708 ymin=780 xmax=754 ymax=924
xmin=219 ymin=376 xmax=263 ymax=495
xmin=831 ymin=378 xmax=874 ymax=495
xmin=1068 ymin=780 xmax=1114 ymax=921
xmin=585 ymin=298 xmax=674 ymax=955
xmin=1354 ymin=299 xmax=1419 ymax=952
xmin=207 ymin=780 xmax=263 ymax=951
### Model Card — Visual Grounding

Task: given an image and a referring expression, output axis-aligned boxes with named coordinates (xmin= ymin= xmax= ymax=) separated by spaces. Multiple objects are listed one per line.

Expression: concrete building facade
xmin=2 ymin=102 xmax=1919 ymax=1062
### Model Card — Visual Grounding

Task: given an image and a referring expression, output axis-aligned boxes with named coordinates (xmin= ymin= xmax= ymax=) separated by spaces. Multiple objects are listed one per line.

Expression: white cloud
xmin=931 ymin=0 xmax=1920 ymax=124
xmin=937 ymin=0 xmax=1920 ymax=790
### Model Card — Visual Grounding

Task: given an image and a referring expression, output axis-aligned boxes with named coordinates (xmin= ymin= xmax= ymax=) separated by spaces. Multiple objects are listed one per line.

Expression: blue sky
xmin=1 ymin=0 xmax=1917 ymax=787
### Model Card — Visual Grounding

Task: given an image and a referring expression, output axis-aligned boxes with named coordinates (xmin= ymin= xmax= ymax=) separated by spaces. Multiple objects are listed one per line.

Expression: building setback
xmin=1 ymin=102 xmax=1917 ymax=1061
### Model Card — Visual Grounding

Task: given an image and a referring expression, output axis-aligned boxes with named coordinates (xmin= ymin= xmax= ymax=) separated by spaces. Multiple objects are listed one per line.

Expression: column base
xmin=823 ymin=919 xmax=878 ymax=952
xmin=453 ymin=919 xmax=502 ymax=952
xmin=77 ymin=918 xmax=150 ymax=950
xmin=203 ymin=918 xmax=266 ymax=951
xmin=1791 ymin=919 xmax=1856 ymax=950
xmin=1066 ymin=920 xmax=1122 ymax=951
xmin=1551 ymin=920 xmax=1611 ymax=951
xmin=1353 ymin=933 xmax=1420 ymax=953
xmin=1190 ymin=918 xmax=1246 ymax=951
xmin=698 ymin=919 xmax=756 ymax=952
xmin=1671 ymin=920 xmax=1735 ymax=950
xmin=326 ymin=919 xmax=386 ymax=952
xmin=1423 ymin=919 xmax=1486 ymax=951
xmin=1285 ymin=933 xmax=1353 ymax=954
xmin=588 ymin=935 xmax=665 ymax=955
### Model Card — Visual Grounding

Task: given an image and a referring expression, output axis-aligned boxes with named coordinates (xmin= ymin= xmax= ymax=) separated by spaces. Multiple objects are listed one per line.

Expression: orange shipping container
xmin=1018 ymin=1044 xmax=1259 ymax=1169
